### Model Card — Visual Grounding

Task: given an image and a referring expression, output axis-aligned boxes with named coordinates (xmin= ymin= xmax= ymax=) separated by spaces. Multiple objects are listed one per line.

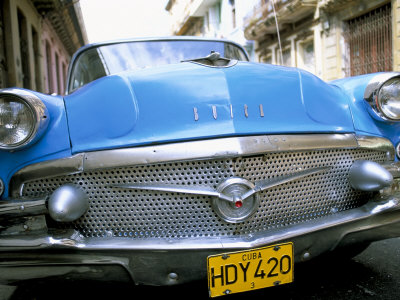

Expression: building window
xmin=0 ymin=5 xmax=7 ymax=88
xmin=344 ymin=3 xmax=392 ymax=76
xmin=17 ymin=9 xmax=30 ymax=89
xmin=263 ymin=55 xmax=272 ymax=64
xmin=205 ymin=11 xmax=210 ymax=33
xmin=230 ymin=0 xmax=236 ymax=28
xmin=55 ymin=52 xmax=60 ymax=94
xmin=62 ymin=62 xmax=67 ymax=88
xmin=45 ymin=41 xmax=53 ymax=94
xmin=281 ymin=48 xmax=291 ymax=67
xmin=217 ymin=1 xmax=221 ymax=25
xmin=297 ymin=38 xmax=315 ymax=74
xmin=32 ymin=26 xmax=41 ymax=91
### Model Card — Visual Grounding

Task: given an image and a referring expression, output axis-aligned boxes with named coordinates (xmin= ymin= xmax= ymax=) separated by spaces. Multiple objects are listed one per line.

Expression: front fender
xmin=331 ymin=73 xmax=400 ymax=155
xmin=0 ymin=91 xmax=71 ymax=198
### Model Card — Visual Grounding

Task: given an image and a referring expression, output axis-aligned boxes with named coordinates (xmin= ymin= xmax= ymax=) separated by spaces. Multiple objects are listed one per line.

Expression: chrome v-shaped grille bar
xmin=111 ymin=166 xmax=330 ymax=203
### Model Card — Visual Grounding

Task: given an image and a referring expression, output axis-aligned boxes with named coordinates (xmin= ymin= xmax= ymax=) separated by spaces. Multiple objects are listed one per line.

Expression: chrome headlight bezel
xmin=0 ymin=89 xmax=49 ymax=150
xmin=364 ymin=73 xmax=400 ymax=121
xmin=0 ymin=177 xmax=4 ymax=197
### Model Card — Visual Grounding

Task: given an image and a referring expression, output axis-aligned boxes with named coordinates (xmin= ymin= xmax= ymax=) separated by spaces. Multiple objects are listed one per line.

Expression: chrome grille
xmin=22 ymin=148 xmax=387 ymax=238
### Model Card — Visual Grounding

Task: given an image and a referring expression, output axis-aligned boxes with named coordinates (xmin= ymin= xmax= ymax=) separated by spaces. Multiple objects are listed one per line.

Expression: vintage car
xmin=1 ymin=37 xmax=400 ymax=297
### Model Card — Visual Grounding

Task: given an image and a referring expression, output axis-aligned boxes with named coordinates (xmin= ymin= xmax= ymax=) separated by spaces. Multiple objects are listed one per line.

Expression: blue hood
xmin=65 ymin=61 xmax=354 ymax=153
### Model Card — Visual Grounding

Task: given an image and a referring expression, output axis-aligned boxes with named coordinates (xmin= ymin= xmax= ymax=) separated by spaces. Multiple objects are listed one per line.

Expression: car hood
xmin=65 ymin=61 xmax=354 ymax=153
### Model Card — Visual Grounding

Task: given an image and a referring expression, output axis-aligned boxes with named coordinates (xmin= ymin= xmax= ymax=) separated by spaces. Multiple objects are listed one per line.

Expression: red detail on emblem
xmin=235 ymin=201 xmax=243 ymax=208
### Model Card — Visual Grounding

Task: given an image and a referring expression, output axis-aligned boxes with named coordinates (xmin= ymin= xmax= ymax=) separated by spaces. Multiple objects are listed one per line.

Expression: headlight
xmin=376 ymin=78 xmax=400 ymax=120
xmin=364 ymin=73 xmax=400 ymax=121
xmin=0 ymin=89 xmax=49 ymax=150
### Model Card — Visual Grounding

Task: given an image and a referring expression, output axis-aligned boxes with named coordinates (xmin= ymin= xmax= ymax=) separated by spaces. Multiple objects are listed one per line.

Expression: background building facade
xmin=167 ymin=0 xmax=400 ymax=81
xmin=244 ymin=0 xmax=400 ymax=81
xmin=0 ymin=0 xmax=87 ymax=94
xmin=165 ymin=0 xmax=259 ymax=60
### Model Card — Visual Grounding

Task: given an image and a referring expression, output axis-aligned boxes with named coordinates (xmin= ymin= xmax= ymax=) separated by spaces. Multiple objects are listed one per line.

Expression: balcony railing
xmin=244 ymin=0 xmax=317 ymax=40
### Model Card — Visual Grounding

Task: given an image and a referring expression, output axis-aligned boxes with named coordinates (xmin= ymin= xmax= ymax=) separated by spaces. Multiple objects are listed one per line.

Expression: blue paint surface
xmin=331 ymin=74 xmax=400 ymax=151
xmin=64 ymin=62 xmax=355 ymax=153
xmin=2 ymin=62 xmax=400 ymax=200
xmin=0 ymin=91 xmax=71 ymax=197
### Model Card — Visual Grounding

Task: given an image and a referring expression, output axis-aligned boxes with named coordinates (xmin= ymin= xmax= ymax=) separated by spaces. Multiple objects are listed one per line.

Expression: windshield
xmin=68 ymin=40 xmax=248 ymax=93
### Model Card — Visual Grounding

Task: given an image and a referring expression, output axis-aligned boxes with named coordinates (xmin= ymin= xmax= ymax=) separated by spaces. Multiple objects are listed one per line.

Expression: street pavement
xmin=3 ymin=237 xmax=400 ymax=299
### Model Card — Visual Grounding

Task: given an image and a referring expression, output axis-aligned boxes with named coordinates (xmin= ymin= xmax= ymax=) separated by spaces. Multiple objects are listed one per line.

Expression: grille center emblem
xmin=112 ymin=166 xmax=329 ymax=224
xmin=213 ymin=177 xmax=260 ymax=223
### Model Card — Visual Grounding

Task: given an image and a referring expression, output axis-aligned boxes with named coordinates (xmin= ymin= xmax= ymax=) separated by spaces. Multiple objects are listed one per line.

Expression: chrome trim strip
xmin=10 ymin=154 xmax=84 ymax=197
xmin=9 ymin=134 xmax=394 ymax=197
xmin=383 ymin=162 xmax=400 ymax=178
xmin=1 ymin=193 xmax=399 ymax=251
xmin=0 ymin=178 xmax=3 ymax=197
xmin=0 ymin=197 xmax=47 ymax=217
xmin=356 ymin=135 xmax=394 ymax=159
xmin=83 ymin=134 xmax=360 ymax=169
xmin=112 ymin=166 xmax=330 ymax=203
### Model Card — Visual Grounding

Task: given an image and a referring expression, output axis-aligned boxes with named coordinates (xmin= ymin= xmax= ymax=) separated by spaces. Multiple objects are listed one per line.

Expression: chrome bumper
xmin=0 ymin=191 xmax=400 ymax=286
xmin=1 ymin=134 xmax=400 ymax=286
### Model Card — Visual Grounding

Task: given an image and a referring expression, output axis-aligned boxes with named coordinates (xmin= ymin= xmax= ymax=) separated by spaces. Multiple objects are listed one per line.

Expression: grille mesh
xmin=22 ymin=148 xmax=387 ymax=238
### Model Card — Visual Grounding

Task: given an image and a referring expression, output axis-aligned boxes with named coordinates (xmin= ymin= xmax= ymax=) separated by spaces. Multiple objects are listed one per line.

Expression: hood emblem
xmin=112 ymin=166 xmax=329 ymax=223
xmin=244 ymin=104 xmax=249 ymax=118
xmin=212 ymin=105 xmax=218 ymax=119
xmin=193 ymin=104 xmax=265 ymax=121
xmin=182 ymin=51 xmax=237 ymax=68
xmin=259 ymin=104 xmax=265 ymax=117
xmin=193 ymin=107 xmax=199 ymax=121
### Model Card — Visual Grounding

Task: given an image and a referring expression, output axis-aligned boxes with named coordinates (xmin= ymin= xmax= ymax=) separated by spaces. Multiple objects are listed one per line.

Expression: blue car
xmin=1 ymin=37 xmax=400 ymax=297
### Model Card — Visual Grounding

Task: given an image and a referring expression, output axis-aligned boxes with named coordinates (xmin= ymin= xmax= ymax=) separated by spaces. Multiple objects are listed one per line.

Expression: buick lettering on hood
xmin=1 ymin=37 xmax=400 ymax=297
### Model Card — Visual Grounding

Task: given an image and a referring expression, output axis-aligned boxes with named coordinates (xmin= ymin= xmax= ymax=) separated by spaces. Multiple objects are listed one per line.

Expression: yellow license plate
xmin=207 ymin=243 xmax=293 ymax=297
